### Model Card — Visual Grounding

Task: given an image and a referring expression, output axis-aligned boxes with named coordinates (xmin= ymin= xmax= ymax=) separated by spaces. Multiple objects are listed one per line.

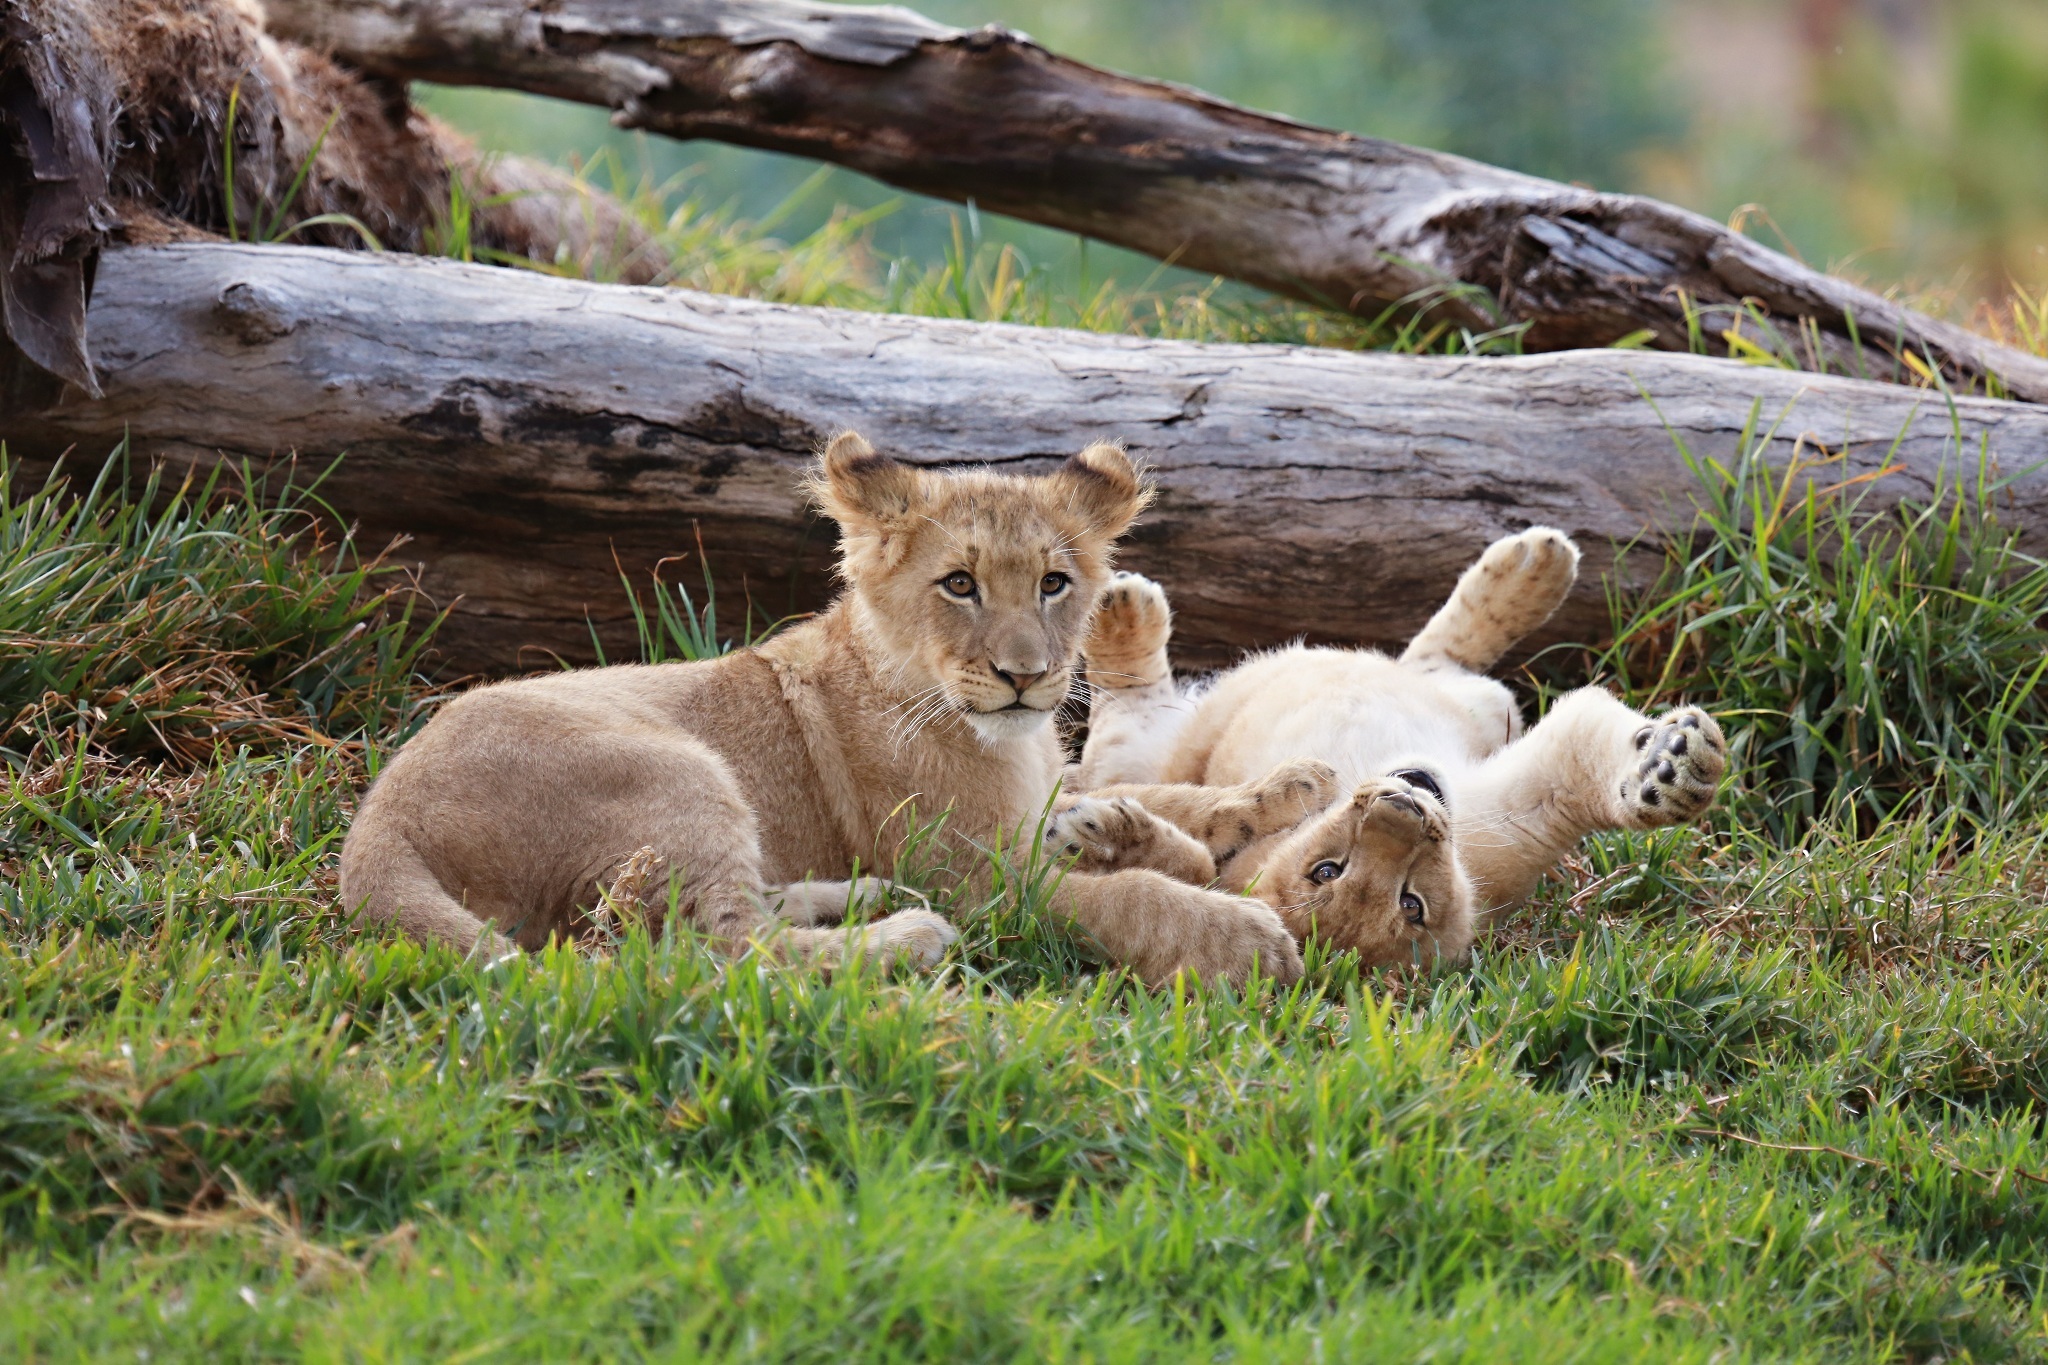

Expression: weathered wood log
xmin=11 ymin=243 xmax=2048 ymax=677
xmin=262 ymin=0 xmax=2048 ymax=402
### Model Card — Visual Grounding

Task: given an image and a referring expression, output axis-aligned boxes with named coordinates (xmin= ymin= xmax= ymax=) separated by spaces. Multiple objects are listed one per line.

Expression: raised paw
xmin=1084 ymin=571 xmax=1173 ymax=690
xmin=1047 ymin=795 xmax=1216 ymax=884
xmin=1478 ymin=526 xmax=1581 ymax=602
xmin=1619 ymin=706 xmax=1728 ymax=826
xmin=1404 ymin=527 xmax=1582 ymax=672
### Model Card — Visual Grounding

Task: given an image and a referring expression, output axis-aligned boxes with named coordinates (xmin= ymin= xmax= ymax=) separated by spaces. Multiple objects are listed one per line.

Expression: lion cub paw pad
xmin=1478 ymin=527 xmax=1580 ymax=593
xmin=1085 ymin=572 xmax=1172 ymax=687
xmin=1621 ymin=707 xmax=1726 ymax=823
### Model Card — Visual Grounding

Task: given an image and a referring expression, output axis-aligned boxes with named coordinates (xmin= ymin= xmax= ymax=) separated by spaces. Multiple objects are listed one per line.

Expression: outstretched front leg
xmin=1051 ymin=868 xmax=1304 ymax=987
xmin=1454 ymin=687 xmax=1728 ymax=918
xmin=1092 ymin=758 xmax=1341 ymax=867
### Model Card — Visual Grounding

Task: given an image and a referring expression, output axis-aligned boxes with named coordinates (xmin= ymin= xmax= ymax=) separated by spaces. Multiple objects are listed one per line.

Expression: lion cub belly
xmin=1174 ymin=646 xmax=1519 ymax=789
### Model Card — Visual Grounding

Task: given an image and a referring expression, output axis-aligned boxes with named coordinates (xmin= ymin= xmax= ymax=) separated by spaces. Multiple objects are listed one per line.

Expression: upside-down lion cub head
xmin=1250 ymin=766 xmax=1476 ymax=966
xmin=806 ymin=431 xmax=1150 ymax=742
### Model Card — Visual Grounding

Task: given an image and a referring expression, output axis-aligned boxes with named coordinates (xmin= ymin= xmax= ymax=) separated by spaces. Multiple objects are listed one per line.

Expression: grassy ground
xmin=4 ymin=405 xmax=2048 ymax=1362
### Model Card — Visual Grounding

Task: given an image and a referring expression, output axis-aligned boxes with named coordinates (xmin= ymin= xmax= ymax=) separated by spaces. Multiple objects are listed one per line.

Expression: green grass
xmin=1585 ymin=402 xmax=2048 ymax=836
xmin=425 ymin=151 xmax=2048 ymax=385
xmin=441 ymin=156 xmax=1531 ymax=358
xmin=6 ymin=441 xmax=2048 ymax=1362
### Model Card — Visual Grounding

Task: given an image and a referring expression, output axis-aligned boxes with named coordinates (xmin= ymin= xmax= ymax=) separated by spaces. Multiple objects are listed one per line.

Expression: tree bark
xmin=260 ymin=0 xmax=2048 ymax=402
xmin=11 ymin=243 xmax=2048 ymax=677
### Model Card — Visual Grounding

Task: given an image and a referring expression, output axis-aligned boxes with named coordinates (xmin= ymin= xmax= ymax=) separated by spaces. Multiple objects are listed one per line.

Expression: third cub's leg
xmin=1045 ymin=760 xmax=1340 ymax=893
xmin=1046 ymin=796 xmax=1218 ymax=884
xmin=1455 ymin=688 xmax=1727 ymax=918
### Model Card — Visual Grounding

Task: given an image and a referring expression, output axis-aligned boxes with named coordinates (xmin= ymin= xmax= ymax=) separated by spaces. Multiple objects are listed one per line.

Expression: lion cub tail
xmin=1401 ymin=527 xmax=1580 ymax=674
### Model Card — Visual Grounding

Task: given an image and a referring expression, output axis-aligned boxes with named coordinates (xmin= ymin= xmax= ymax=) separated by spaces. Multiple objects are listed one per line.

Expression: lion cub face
xmin=1253 ymin=769 xmax=1476 ymax=965
xmin=808 ymin=432 xmax=1149 ymax=742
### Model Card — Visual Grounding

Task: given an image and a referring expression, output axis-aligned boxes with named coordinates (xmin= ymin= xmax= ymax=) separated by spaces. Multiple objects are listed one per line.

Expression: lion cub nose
xmin=991 ymin=664 xmax=1048 ymax=697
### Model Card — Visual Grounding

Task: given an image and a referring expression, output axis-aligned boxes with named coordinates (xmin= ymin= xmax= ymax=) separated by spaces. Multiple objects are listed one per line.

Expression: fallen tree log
xmin=11 ymin=243 xmax=2048 ymax=676
xmin=262 ymin=0 xmax=2048 ymax=402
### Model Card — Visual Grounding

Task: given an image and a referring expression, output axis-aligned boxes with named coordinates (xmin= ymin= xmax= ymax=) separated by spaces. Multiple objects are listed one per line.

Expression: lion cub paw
xmin=1619 ymin=707 xmax=1727 ymax=826
xmin=1085 ymin=571 xmax=1173 ymax=690
xmin=1047 ymin=796 xmax=1216 ymax=884
xmin=1186 ymin=898 xmax=1305 ymax=988
xmin=1476 ymin=527 xmax=1581 ymax=608
xmin=850 ymin=909 xmax=957 ymax=968
xmin=1239 ymin=758 xmax=1342 ymax=831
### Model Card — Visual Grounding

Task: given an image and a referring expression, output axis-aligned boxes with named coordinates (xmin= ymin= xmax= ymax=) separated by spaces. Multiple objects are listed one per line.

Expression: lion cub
xmin=1054 ymin=528 xmax=1729 ymax=964
xmin=340 ymin=434 xmax=1305 ymax=986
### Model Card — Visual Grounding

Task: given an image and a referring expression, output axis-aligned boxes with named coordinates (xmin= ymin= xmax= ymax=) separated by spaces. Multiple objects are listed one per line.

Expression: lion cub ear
xmin=1054 ymin=441 xmax=1153 ymax=540
xmin=808 ymin=431 xmax=922 ymax=530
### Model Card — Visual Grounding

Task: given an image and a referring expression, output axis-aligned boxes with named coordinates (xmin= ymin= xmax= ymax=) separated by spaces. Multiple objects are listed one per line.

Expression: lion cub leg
xmin=1455 ymin=687 xmax=1728 ymax=918
xmin=1079 ymin=571 xmax=1191 ymax=788
xmin=1402 ymin=527 xmax=1580 ymax=674
xmin=1046 ymin=796 xmax=1217 ymax=884
xmin=573 ymin=755 xmax=951 ymax=968
xmin=759 ymin=876 xmax=897 ymax=927
xmin=1053 ymin=869 xmax=1304 ymax=987
xmin=1091 ymin=759 xmax=1342 ymax=869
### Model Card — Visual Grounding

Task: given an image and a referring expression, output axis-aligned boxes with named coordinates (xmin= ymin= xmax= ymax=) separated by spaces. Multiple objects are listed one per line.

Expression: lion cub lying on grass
xmin=340 ymin=434 xmax=1310 ymax=986
xmin=1050 ymin=528 xmax=1729 ymax=966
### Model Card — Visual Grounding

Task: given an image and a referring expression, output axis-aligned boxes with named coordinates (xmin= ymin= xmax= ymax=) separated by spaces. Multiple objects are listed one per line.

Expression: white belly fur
xmin=1182 ymin=646 xmax=1522 ymax=791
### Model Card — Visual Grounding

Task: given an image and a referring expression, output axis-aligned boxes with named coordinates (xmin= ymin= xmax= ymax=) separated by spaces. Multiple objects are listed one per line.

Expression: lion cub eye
xmin=1400 ymin=890 xmax=1426 ymax=923
xmin=1039 ymin=572 xmax=1071 ymax=597
xmin=940 ymin=572 xmax=977 ymax=599
xmin=1308 ymin=860 xmax=1344 ymax=884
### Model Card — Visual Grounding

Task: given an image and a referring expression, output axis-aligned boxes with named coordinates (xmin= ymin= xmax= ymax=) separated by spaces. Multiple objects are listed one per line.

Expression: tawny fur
xmin=339 ymin=435 xmax=1303 ymax=986
xmin=1074 ymin=529 xmax=1730 ymax=963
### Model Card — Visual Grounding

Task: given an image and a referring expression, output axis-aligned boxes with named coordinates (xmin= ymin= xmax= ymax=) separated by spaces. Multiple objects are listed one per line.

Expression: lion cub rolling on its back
xmin=340 ymin=434 xmax=1307 ymax=986
xmin=1055 ymin=528 xmax=1729 ymax=965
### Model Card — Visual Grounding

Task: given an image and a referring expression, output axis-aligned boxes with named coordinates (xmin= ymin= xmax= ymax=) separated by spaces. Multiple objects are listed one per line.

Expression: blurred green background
xmin=423 ymin=0 xmax=2048 ymax=321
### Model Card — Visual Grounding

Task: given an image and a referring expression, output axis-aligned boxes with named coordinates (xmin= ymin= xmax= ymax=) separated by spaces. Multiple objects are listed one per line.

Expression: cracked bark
xmin=261 ymin=0 xmax=2048 ymax=401
xmin=12 ymin=244 xmax=2048 ymax=676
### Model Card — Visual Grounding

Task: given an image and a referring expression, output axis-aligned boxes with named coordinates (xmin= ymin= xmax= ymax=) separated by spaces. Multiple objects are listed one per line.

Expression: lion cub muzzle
xmin=1259 ymin=771 xmax=1476 ymax=965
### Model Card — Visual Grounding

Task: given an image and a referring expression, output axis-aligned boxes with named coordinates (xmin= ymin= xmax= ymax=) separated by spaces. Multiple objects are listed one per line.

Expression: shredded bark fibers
xmin=0 ymin=0 xmax=658 ymax=393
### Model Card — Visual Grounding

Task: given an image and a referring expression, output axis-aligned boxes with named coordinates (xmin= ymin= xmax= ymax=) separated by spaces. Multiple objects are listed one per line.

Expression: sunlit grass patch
xmin=1587 ymin=404 xmax=2048 ymax=835
xmin=0 ymin=449 xmax=434 ymax=766
xmin=444 ymin=155 xmax=1529 ymax=357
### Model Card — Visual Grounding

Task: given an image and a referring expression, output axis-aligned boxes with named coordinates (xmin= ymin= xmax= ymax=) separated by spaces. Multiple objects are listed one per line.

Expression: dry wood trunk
xmin=262 ymin=0 xmax=2048 ymax=402
xmin=11 ymin=243 xmax=2047 ymax=678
